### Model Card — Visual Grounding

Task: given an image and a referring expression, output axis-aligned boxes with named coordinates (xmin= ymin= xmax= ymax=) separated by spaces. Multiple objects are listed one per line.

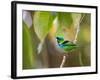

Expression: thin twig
xmin=60 ymin=55 xmax=66 ymax=68
xmin=73 ymin=15 xmax=85 ymax=43
xmin=73 ymin=23 xmax=80 ymax=43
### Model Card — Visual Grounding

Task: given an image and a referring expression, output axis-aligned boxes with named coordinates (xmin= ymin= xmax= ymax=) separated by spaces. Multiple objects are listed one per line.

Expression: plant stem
xmin=60 ymin=55 xmax=66 ymax=68
xmin=73 ymin=15 xmax=85 ymax=43
xmin=73 ymin=23 xmax=80 ymax=43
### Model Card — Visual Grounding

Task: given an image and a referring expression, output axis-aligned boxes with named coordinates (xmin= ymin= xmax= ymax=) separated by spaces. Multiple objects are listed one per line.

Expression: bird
xmin=56 ymin=36 xmax=78 ymax=52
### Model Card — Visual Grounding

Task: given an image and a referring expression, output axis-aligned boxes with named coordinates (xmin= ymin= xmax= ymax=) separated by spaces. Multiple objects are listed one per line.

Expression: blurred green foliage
xmin=58 ymin=12 xmax=73 ymax=28
xmin=23 ymin=22 xmax=36 ymax=69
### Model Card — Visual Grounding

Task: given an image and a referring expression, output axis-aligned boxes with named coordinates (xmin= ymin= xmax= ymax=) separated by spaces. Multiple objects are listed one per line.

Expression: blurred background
xmin=22 ymin=10 xmax=91 ymax=69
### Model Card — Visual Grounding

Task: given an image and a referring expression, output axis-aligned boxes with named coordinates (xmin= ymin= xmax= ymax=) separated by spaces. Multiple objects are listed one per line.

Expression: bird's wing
xmin=62 ymin=40 xmax=70 ymax=45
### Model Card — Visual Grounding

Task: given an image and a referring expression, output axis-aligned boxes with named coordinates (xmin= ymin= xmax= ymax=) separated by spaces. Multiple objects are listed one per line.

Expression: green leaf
xmin=58 ymin=12 xmax=73 ymax=28
xmin=23 ymin=21 xmax=35 ymax=69
xmin=56 ymin=13 xmax=82 ymax=40
xmin=33 ymin=11 xmax=56 ymax=41
xmin=56 ymin=12 xmax=73 ymax=37
xmin=55 ymin=24 xmax=64 ymax=38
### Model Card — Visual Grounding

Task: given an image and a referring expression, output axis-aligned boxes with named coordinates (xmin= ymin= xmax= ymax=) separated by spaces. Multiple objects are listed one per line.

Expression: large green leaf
xmin=58 ymin=12 xmax=73 ymax=28
xmin=56 ymin=12 xmax=73 ymax=37
xmin=56 ymin=13 xmax=82 ymax=40
xmin=55 ymin=24 xmax=64 ymax=38
xmin=33 ymin=11 xmax=56 ymax=41
xmin=23 ymin=21 xmax=35 ymax=69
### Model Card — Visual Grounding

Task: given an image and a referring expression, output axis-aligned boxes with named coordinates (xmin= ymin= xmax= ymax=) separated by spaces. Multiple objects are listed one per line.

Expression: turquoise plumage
xmin=56 ymin=36 xmax=77 ymax=52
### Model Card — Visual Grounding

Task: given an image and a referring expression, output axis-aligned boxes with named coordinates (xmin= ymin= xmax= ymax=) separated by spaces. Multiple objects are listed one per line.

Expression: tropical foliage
xmin=23 ymin=11 xmax=91 ymax=69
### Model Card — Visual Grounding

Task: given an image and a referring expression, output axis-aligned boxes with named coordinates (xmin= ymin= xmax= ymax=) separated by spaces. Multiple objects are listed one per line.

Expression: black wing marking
xmin=62 ymin=40 xmax=70 ymax=45
xmin=62 ymin=40 xmax=77 ymax=46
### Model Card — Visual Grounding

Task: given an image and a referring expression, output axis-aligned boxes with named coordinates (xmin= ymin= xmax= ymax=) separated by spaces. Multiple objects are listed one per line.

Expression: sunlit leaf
xmin=23 ymin=21 xmax=35 ymax=69
xmin=23 ymin=11 xmax=32 ymax=28
xmin=33 ymin=11 xmax=56 ymax=41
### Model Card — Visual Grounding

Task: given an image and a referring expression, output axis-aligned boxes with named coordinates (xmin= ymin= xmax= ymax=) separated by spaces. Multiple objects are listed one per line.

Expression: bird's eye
xmin=56 ymin=37 xmax=60 ymax=40
xmin=56 ymin=37 xmax=64 ymax=40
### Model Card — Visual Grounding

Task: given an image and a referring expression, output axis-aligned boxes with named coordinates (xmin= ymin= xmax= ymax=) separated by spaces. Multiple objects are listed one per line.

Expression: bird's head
xmin=56 ymin=36 xmax=64 ymax=44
